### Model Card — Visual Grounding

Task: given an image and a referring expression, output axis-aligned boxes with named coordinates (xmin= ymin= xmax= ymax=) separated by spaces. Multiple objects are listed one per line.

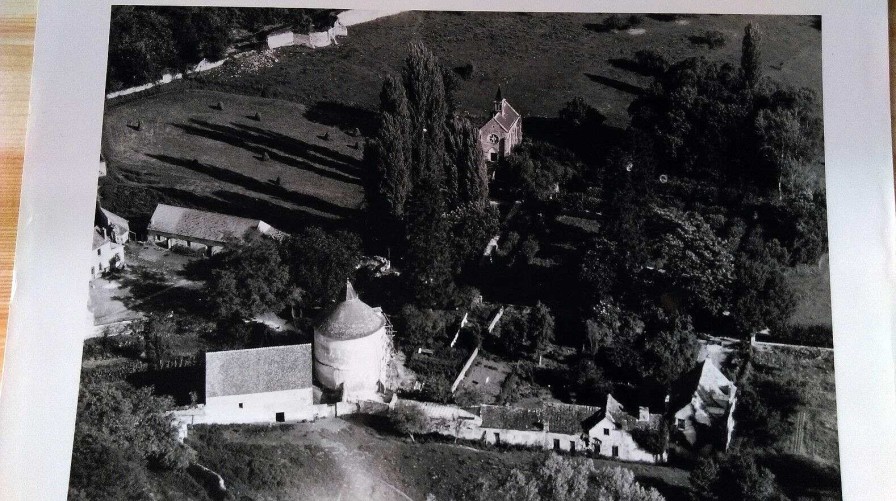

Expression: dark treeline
xmin=107 ymin=6 xmax=338 ymax=90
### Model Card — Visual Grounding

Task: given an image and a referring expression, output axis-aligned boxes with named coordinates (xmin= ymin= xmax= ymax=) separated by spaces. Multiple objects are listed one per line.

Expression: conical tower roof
xmin=315 ymin=281 xmax=385 ymax=340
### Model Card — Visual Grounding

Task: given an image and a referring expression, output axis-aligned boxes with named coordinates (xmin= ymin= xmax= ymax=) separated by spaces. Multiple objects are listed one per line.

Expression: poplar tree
xmin=741 ymin=23 xmax=763 ymax=88
xmin=447 ymin=116 xmax=489 ymax=206
xmin=402 ymin=41 xmax=450 ymax=187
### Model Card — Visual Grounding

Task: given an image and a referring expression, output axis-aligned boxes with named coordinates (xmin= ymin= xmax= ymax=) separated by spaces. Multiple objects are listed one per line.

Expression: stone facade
xmin=479 ymin=90 xmax=523 ymax=162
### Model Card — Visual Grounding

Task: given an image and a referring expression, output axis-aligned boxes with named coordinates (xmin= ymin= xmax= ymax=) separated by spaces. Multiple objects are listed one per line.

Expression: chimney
xmin=638 ymin=406 xmax=650 ymax=422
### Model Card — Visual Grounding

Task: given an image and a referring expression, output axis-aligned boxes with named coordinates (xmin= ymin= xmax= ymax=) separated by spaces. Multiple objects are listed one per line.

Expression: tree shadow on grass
xmin=169 ymin=119 xmax=361 ymax=183
xmin=303 ymin=101 xmax=379 ymax=137
xmin=146 ymin=154 xmax=360 ymax=221
xmin=113 ymin=266 xmax=208 ymax=317
xmin=584 ymin=73 xmax=645 ymax=95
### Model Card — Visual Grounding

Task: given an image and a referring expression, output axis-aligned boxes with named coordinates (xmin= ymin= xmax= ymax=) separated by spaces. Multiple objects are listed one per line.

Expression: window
xmin=603 ymin=428 xmax=610 ymax=436
xmin=676 ymin=418 xmax=685 ymax=430
xmin=488 ymin=133 xmax=499 ymax=144
xmin=553 ymin=439 xmax=560 ymax=451
xmin=97 ymin=248 xmax=102 ymax=256
xmin=275 ymin=412 xmax=285 ymax=422
xmin=612 ymin=446 xmax=619 ymax=457
xmin=238 ymin=403 xmax=243 ymax=409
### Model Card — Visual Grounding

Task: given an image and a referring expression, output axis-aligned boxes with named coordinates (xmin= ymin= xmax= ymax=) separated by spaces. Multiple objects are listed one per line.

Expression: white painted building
xmin=266 ymin=29 xmax=295 ymax=49
xmin=203 ymin=344 xmax=314 ymax=424
xmin=313 ymin=281 xmax=390 ymax=401
xmin=476 ymin=402 xmax=602 ymax=454
xmin=589 ymin=394 xmax=667 ymax=463
xmin=673 ymin=359 xmax=737 ymax=450
xmin=91 ymin=230 xmax=124 ymax=279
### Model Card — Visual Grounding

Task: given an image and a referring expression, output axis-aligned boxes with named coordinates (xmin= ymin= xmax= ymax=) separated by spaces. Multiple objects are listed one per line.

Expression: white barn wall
xmin=203 ymin=387 xmax=313 ymax=424
xmin=589 ymin=417 xmax=665 ymax=463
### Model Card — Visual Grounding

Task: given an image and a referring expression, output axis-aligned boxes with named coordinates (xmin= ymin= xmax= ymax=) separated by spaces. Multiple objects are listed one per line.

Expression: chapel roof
xmin=490 ymin=99 xmax=521 ymax=132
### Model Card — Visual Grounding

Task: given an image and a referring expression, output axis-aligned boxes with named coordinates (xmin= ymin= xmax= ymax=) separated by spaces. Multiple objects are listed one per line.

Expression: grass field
xmin=784 ymin=254 xmax=833 ymax=328
xmin=101 ymin=89 xmax=365 ymax=233
xmin=198 ymin=12 xmax=822 ymax=128
xmin=752 ymin=345 xmax=839 ymax=464
xmin=101 ymin=13 xmax=821 ymax=232
xmin=186 ymin=417 xmax=692 ymax=501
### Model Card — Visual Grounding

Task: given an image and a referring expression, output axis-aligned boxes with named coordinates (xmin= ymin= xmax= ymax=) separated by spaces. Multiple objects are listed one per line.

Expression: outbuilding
xmin=204 ymin=344 xmax=314 ymax=424
xmin=147 ymin=203 xmax=285 ymax=256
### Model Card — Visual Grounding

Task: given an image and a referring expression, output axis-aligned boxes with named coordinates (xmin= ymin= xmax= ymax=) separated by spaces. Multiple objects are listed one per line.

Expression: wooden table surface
xmin=0 ymin=0 xmax=36 ymax=380
xmin=1 ymin=4 xmax=896 ymax=380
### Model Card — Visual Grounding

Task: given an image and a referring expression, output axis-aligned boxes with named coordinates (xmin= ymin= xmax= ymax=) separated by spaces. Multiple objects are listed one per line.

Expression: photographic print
xmin=72 ymin=6 xmax=838 ymax=500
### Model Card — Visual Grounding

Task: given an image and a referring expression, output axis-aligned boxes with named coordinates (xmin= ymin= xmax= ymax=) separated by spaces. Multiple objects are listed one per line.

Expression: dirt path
xmin=792 ymin=410 xmax=808 ymax=455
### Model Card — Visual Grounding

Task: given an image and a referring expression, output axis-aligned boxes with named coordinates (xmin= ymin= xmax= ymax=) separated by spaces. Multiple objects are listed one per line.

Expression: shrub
xmin=389 ymin=404 xmax=428 ymax=441
xmin=633 ymin=49 xmax=670 ymax=76
xmin=703 ymin=30 xmax=728 ymax=49
xmin=454 ymin=62 xmax=475 ymax=80
xmin=602 ymin=14 xmax=630 ymax=31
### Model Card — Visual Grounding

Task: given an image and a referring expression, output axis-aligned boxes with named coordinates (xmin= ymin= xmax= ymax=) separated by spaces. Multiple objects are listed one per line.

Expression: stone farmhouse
xmin=96 ymin=204 xmax=131 ymax=244
xmin=673 ymin=359 xmax=738 ymax=451
xmin=91 ymin=229 xmax=125 ymax=279
xmin=591 ymin=394 xmax=667 ymax=463
xmin=202 ymin=344 xmax=314 ymax=425
xmin=91 ymin=204 xmax=128 ymax=279
xmin=476 ymin=402 xmax=601 ymax=454
xmin=147 ymin=203 xmax=286 ymax=256
xmin=479 ymin=87 xmax=522 ymax=163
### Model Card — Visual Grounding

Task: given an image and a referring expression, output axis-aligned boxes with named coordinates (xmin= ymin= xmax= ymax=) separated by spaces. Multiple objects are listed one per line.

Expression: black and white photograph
xmin=71 ymin=6 xmax=839 ymax=500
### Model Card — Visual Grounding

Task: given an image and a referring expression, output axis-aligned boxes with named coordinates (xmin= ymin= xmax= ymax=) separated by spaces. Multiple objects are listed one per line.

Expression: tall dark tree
xmin=206 ymin=237 xmax=291 ymax=320
xmin=447 ymin=116 xmax=489 ymax=207
xmin=285 ymin=227 xmax=362 ymax=309
xmin=529 ymin=301 xmax=556 ymax=358
xmin=403 ymin=179 xmax=456 ymax=307
xmin=741 ymin=23 xmax=763 ymax=89
xmin=731 ymin=230 xmax=797 ymax=337
xmin=402 ymin=41 xmax=450 ymax=187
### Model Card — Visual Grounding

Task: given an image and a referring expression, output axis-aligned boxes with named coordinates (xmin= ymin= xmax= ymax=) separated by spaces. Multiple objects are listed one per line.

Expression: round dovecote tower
xmin=313 ymin=281 xmax=389 ymax=400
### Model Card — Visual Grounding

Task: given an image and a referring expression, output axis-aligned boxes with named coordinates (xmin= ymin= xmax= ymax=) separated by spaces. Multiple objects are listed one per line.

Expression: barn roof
xmin=314 ymin=281 xmax=385 ymax=340
xmin=100 ymin=208 xmax=129 ymax=231
xmin=481 ymin=405 xmax=543 ymax=431
xmin=480 ymin=402 xmax=601 ymax=434
xmin=147 ymin=204 xmax=278 ymax=245
xmin=205 ymin=343 xmax=312 ymax=398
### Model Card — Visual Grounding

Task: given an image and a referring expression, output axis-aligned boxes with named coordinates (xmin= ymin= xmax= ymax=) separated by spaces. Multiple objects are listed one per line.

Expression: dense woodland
xmin=106 ymin=7 xmax=338 ymax=90
xmin=73 ymin=11 xmax=833 ymax=501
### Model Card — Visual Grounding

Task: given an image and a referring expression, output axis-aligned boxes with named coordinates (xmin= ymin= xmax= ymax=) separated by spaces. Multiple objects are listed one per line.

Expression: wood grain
xmin=0 ymin=0 xmax=38 ymax=382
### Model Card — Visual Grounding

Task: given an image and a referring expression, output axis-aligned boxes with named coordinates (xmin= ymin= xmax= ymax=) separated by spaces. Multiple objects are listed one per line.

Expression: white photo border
xmin=1 ymin=1 xmax=894 ymax=499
